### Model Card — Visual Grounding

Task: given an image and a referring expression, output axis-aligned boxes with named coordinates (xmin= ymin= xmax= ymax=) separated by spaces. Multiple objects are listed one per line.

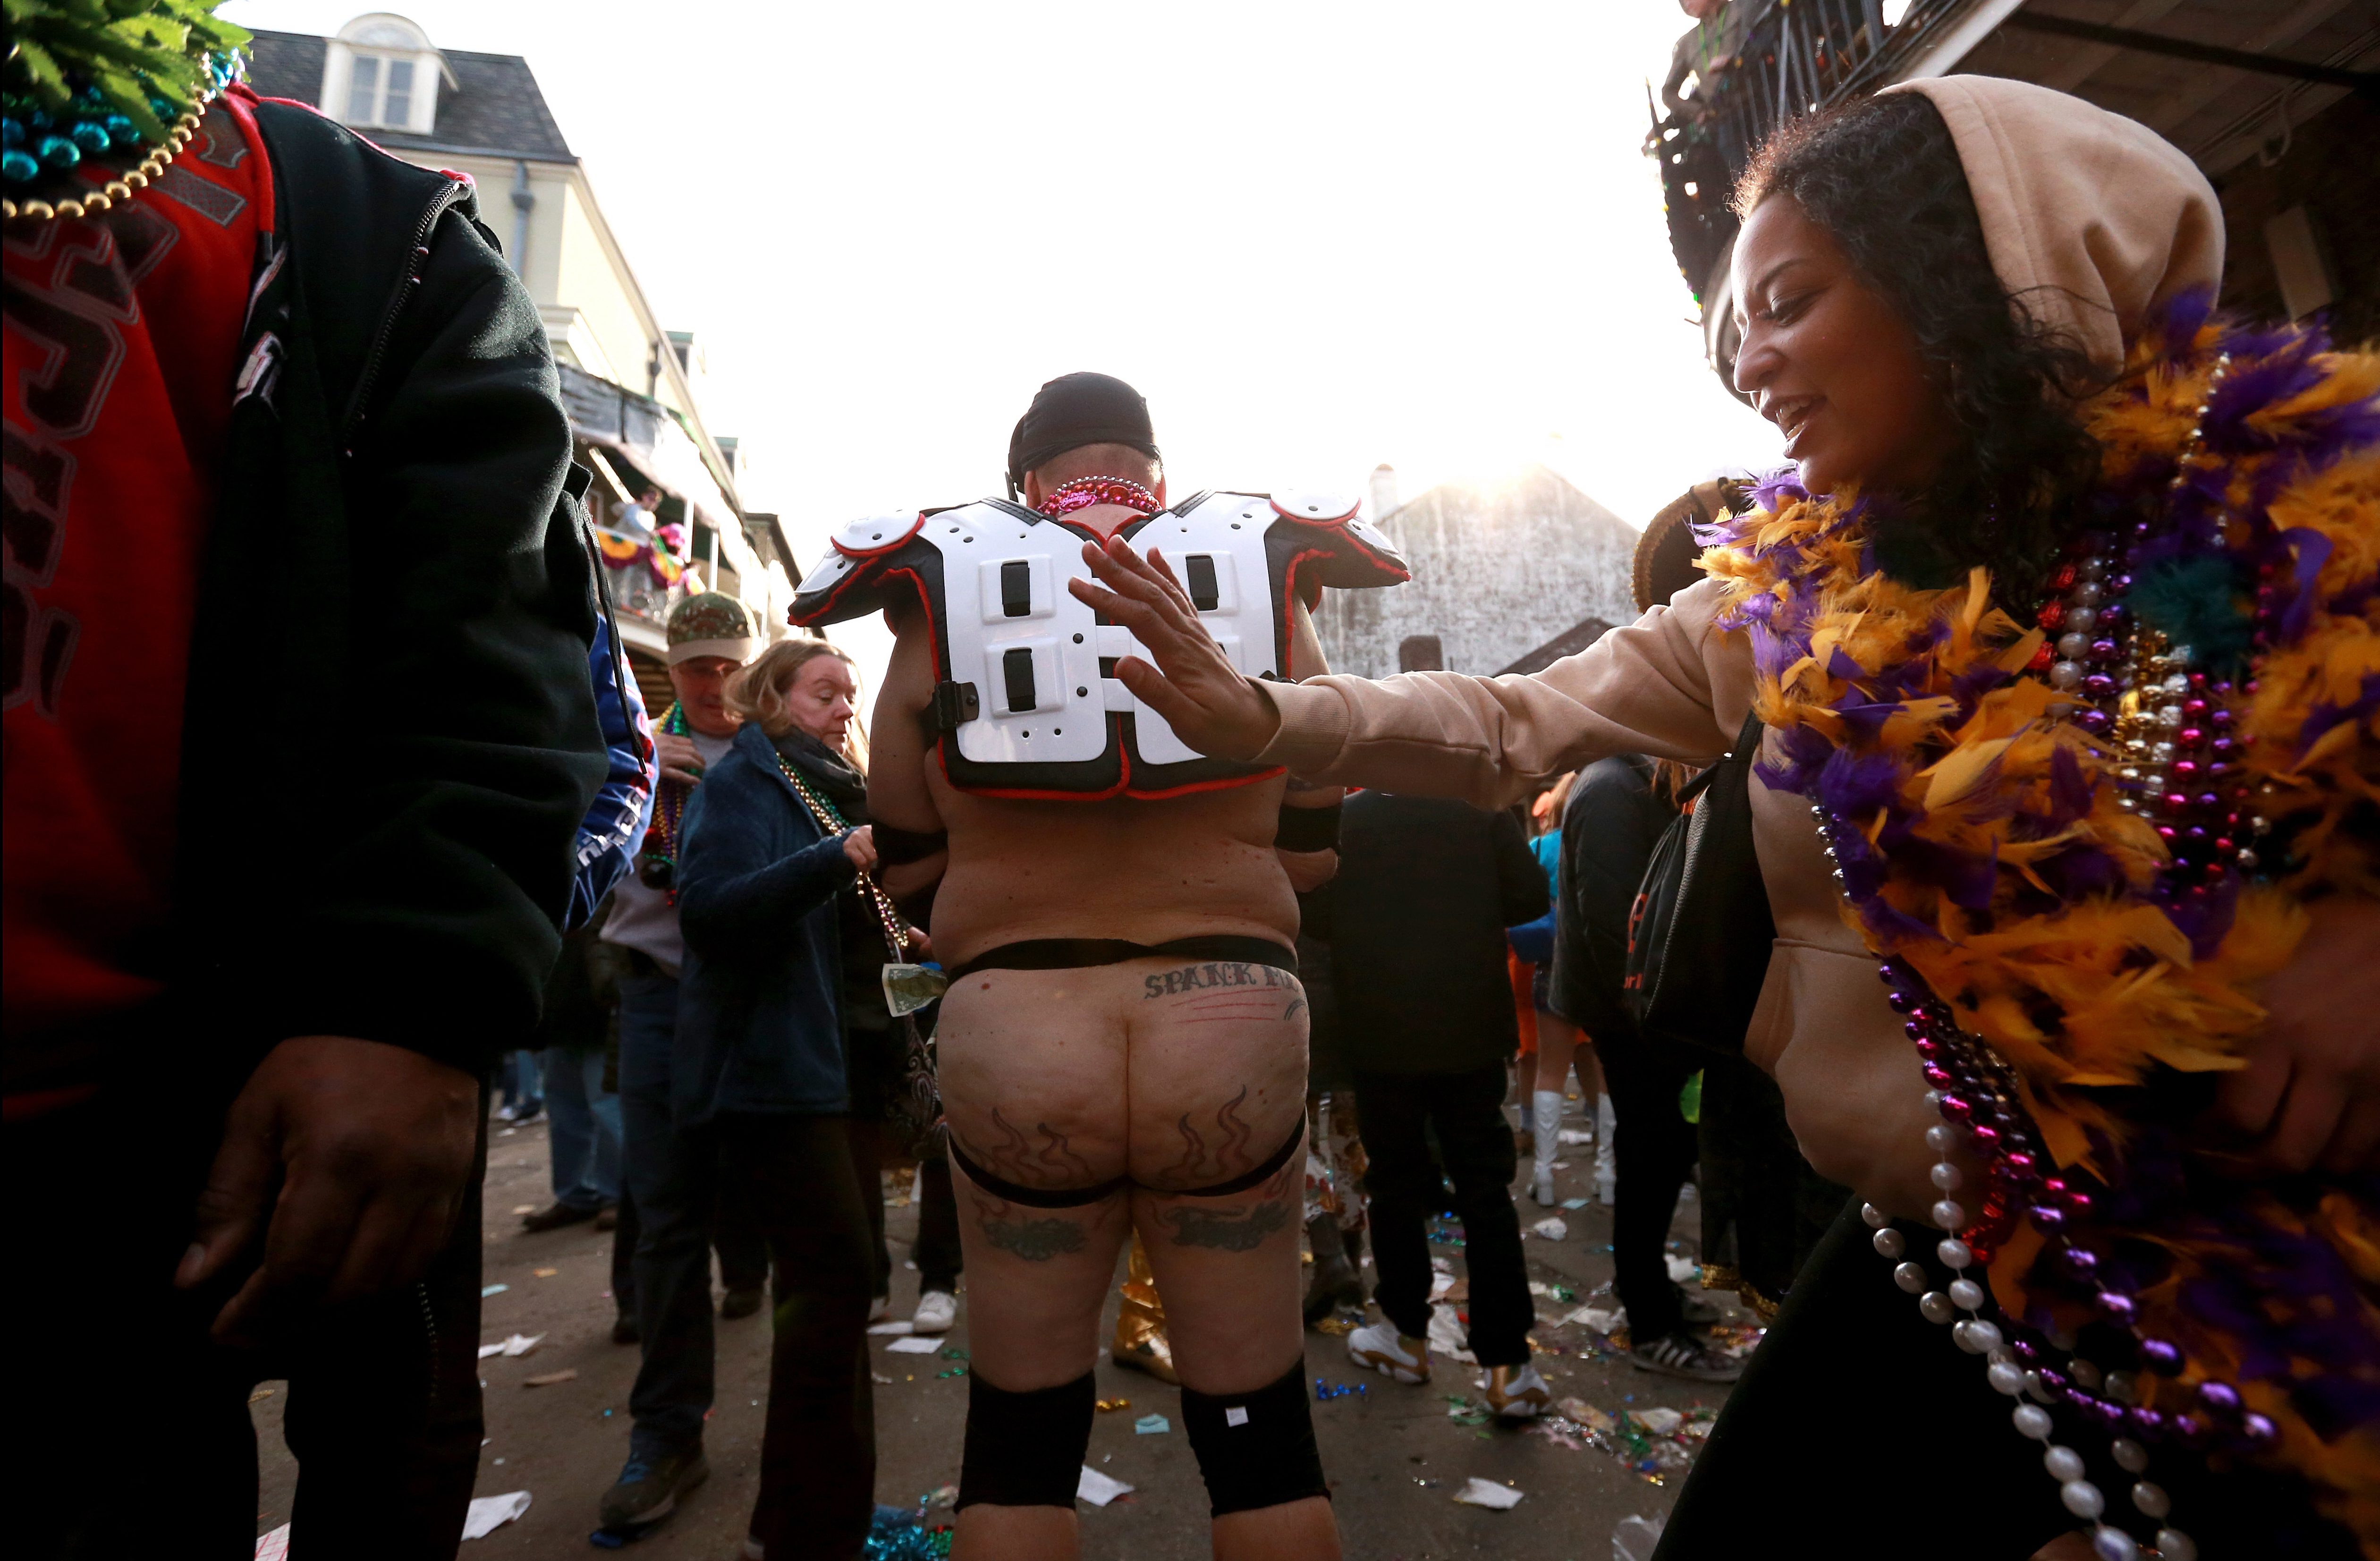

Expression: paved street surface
xmin=253 ymin=1094 xmax=1751 ymax=1559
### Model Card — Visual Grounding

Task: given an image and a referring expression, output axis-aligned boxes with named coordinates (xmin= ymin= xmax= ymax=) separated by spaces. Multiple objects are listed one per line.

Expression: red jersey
xmin=2 ymin=96 xmax=271 ymax=1116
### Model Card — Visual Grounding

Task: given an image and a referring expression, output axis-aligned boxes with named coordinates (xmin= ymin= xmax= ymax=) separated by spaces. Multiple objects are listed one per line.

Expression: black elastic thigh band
xmin=948 ymin=934 xmax=1297 ymax=982
xmin=949 ymin=1117 xmax=1305 ymax=1209
xmin=957 ymin=1370 xmax=1095 ymax=1510
xmin=1181 ymin=1361 xmax=1330 ymax=1516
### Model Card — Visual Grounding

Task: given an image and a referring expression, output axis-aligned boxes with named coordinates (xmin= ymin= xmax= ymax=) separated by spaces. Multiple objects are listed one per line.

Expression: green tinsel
xmin=2126 ymin=553 xmax=2253 ymax=673
xmin=4 ymin=0 xmax=249 ymax=145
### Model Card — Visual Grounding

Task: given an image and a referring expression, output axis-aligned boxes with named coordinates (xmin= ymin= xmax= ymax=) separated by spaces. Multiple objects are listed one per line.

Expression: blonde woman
xmin=671 ymin=636 xmax=900 ymax=1559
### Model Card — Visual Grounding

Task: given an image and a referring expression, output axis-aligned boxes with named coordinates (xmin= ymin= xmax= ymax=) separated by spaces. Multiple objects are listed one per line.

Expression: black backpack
xmin=1624 ymin=710 xmax=1776 ymax=1055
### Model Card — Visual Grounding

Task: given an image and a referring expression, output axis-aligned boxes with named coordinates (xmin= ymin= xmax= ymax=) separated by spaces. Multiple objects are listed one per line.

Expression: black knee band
xmin=1181 ymin=1363 xmax=1330 ymax=1516
xmin=956 ymin=1371 xmax=1095 ymax=1510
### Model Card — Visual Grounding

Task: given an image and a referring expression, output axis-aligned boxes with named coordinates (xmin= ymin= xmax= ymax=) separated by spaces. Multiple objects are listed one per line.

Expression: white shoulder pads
xmin=1270 ymin=489 xmax=1362 ymax=524
xmin=796 ymin=550 xmax=859 ymax=596
xmin=831 ymin=510 xmax=924 ymax=557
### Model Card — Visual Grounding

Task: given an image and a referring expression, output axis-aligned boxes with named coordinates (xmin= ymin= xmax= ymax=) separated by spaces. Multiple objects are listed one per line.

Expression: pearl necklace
xmin=1036 ymin=476 xmax=1160 ymax=519
xmin=1810 ymin=352 xmax=2287 ymax=1560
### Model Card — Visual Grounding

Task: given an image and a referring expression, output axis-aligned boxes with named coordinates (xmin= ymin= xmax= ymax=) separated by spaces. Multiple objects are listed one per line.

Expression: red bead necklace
xmin=1035 ymin=476 xmax=1160 ymax=519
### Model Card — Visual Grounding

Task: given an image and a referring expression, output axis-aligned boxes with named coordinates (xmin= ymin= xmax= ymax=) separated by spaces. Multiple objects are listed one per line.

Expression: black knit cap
xmin=1006 ymin=372 xmax=1161 ymax=496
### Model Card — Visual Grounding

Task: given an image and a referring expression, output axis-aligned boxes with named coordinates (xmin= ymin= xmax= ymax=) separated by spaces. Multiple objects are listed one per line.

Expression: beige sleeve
xmin=1256 ymin=576 xmax=1746 ymax=807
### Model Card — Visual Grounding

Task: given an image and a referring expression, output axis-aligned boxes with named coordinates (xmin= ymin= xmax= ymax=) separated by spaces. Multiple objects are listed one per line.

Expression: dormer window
xmin=347 ymin=52 xmax=416 ymax=127
xmin=320 ymin=13 xmax=452 ymax=136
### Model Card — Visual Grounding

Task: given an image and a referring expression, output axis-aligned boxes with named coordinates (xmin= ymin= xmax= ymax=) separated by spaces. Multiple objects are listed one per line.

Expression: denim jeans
xmin=500 ymin=1047 xmax=542 ymax=1111
xmin=542 ymin=1045 xmax=621 ymax=1211
xmin=618 ymin=967 xmax=716 ymax=1460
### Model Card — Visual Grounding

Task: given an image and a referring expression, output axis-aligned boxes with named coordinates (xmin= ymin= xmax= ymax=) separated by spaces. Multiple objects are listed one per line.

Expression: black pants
xmin=608 ymin=1179 xmax=769 ymax=1321
xmin=1593 ymin=1030 xmax=1700 ymax=1340
xmin=1352 ymin=1065 xmax=1533 ymax=1366
xmin=20 ymin=1074 xmax=485 ymax=1560
xmin=718 ymin=1112 xmax=878 ymax=1559
xmin=913 ymin=1155 xmax=963 ymax=1294
xmin=1658 ymin=1200 xmax=2361 ymax=1559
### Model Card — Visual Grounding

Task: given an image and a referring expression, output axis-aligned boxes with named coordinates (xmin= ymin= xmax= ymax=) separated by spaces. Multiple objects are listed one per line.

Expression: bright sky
xmin=226 ymin=0 xmax=1783 ymax=681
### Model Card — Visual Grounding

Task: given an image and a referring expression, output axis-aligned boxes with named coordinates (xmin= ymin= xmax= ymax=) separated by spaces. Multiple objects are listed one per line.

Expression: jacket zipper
xmin=339 ymin=179 xmax=472 ymax=456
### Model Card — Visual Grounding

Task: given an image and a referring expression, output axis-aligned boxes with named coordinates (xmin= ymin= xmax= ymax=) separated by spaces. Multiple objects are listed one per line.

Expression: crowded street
xmin=252 ymin=1095 xmax=1753 ymax=1558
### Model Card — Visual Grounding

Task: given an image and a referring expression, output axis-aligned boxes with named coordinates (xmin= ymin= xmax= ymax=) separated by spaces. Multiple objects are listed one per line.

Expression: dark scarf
xmin=771 ymin=727 xmax=868 ymax=825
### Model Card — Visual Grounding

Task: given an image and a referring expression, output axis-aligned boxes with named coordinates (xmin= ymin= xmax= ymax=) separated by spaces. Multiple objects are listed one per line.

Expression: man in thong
xmin=788 ymin=373 xmax=1406 ymax=1561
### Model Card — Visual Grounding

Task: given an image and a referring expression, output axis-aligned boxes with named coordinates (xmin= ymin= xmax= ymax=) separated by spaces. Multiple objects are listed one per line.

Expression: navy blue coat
xmin=672 ymin=723 xmax=860 ymax=1124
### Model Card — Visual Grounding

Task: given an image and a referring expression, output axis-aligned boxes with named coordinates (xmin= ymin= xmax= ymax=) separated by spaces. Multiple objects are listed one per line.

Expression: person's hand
xmin=178 ymin=1036 xmax=481 ymax=1344
xmin=1067 ymin=537 xmax=1281 ymax=761
xmin=655 ymin=732 xmax=706 ymax=786
xmin=842 ymin=825 xmax=878 ymax=873
xmin=2215 ymin=895 xmax=2380 ymax=1174
xmin=902 ymin=925 xmax=933 ymax=961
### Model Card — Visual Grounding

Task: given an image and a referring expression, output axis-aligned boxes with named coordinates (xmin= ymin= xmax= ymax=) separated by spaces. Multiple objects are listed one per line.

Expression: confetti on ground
xmin=935 ymin=1366 xmax=967 ymax=1379
xmin=1096 ymin=1398 xmax=1132 ymax=1412
xmin=520 ymin=1369 xmax=576 ymax=1388
xmin=1451 ymin=1476 xmax=1524 ymax=1510
xmin=480 ymin=1284 xmax=508 ymax=1298
xmin=939 ymin=1346 xmax=968 ymax=1360
xmin=1134 ymin=1413 xmax=1171 ymax=1434
xmin=1313 ymin=1378 xmax=1368 ymax=1401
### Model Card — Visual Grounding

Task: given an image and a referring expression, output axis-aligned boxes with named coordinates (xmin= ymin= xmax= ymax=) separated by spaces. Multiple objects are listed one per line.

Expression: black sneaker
xmin=521 ymin=1201 xmax=598 ymax=1234
xmin=1629 ymin=1330 xmax=1745 ymax=1383
xmin=599 ymin=1450 xmax=709 ymax=1529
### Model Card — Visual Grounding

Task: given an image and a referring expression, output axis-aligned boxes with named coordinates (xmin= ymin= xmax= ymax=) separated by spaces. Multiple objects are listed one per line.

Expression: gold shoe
xmin=1480 ymin=1361 xmax=1551 ymax=1419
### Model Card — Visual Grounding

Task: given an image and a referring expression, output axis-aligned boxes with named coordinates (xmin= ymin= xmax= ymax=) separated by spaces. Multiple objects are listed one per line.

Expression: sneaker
xmin=1347 ymin=1320 xmax=1431 ymax=1385
xmin=1630 ymin=1330 xmax=1745 ymax=1383
xmin=1479 ymin=1361 xmax=1552 ymax=1420
xmin=520 ymin=1201 xmax=598 ymax=1234
xmin=719 ymin=1284 xmax=764 ymax=1320
xmin=912 ymin=1290 xmax=958 ymax=1334
xmin=1529 ymin=1166 xmax=1557 ymax=1206
xmin=598 ymin=1449 xmax=709 ymax=1529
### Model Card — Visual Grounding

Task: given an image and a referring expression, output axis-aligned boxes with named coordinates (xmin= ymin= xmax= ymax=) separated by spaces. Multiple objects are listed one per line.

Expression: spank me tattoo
xmin=969 ymin=1192 xmax=1091 ymax=1263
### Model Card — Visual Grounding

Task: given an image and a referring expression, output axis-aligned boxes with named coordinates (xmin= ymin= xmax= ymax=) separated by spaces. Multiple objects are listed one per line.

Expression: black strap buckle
xmin=932 ymin=680 xmax=981 ymax=732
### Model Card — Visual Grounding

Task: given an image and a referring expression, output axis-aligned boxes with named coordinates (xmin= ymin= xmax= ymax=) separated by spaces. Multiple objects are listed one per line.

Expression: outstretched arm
xmin=870 ymin=598 xmax=949 ymax=911
xmin=1070 ymin=535 xmax=1737 ymax=809
xmin=1275 ymin=597 xmax=1342 ymax=892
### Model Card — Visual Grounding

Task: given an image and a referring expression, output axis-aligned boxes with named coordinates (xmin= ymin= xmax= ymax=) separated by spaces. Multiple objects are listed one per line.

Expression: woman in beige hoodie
xmin=1075 ymin=77 xmax=2378 ymax=1561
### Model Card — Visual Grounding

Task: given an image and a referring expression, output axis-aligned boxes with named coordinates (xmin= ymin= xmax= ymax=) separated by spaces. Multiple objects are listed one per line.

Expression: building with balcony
xmin=1313 ymin=465 xmax=1640 ymax=679
xmin=245 ymin=13 xmax=800 ymax=702
xmin=1649 ymin=0 xmax=2380 ymax=397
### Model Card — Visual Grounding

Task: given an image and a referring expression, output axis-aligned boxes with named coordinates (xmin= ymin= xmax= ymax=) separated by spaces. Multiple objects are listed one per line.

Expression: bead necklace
xmin=1035 ymin=476 xmax=1161 ymax=519
xmin=2 ymin=50 xmax=237 ymax=223
xmin=769 ymin=749 xmax=910 ymax=964
xmin=637 ymin=703 xmax=693 ymax=900
xmin=1812 ymin=352 xmax=2281 ymax=1561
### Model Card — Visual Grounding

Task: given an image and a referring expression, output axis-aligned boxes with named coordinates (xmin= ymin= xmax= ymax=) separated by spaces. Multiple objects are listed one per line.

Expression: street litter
xmin=1531 ymin=1216 xmax=1568 ymax=1240
xmin=867 ymin=1320 xmax=915 ymax=1335
xmin=1451 ymin=1476 xmax=1524 ymax=1510
xmin=533 ymin=1268 xmax=558 ymax=1279
xmin=1444 ymin=1394 xmax=1490 ymax=1427
xmin=1096 ymin=1397 xmax=1132 ymax=1412
xmin=1664 ymin=1253 xmax=1702 ymax=1283
xmin=1557 ymin=1128 xmax=1594 ymax=1145
xmin=1563 ymin=1306 xmax=1625 ymax=1335
xmin=476 ymin=1333 xmax=543 ymax=1359
xmin=520 ymin=1369 xmax=576 ymax=1388
xmin=1313 ymin=1378 xmax=1368 ymax=1400
xmin=1428 ymin=1271 xmax=1456 ymax=1302
xmin=1134 ymin=1413 xmax=1171 ymax=1434
xmin=511 ymin=1204 xmax=535 ymax=1215
xmin=1614 ymin=1512 xmax=1669 ymax=1561
xmin=1635 ymin=1407 xmax=1683 ymax=1434
xmin=1527 ymin=1281 xmax=1551 ymax=1295
xmin=461 ymin=1491 xmax=531 ymax=1540
xmin=1561 ymin=1197 xmax=1591 ymax=1210
xmin=480 ymin=1284 xmax=508 ymax=1298
xmin=1313 ymin=1316 xmax=1357 ymax=1335
xmin=936 ymin=1366 xmax=968 ymax=1379
xmin=1426 ymin=1304 xmax=1475 ymax=1363
xmin=886 ymin=1334 xmax=942 ymax=1353
xmin=1558 ymin=1398 xmax=1615 ymax=1432
xmin=1076 ymin=1466 xmax=1134 ymax=1506
xmin=922 ymin=1484 xmax=959 ymax=1510
xmin=1430 ymin=1256 xmax=1454 ymax=1273
xmin=872 ymin=1372 xmax=896 ymax=1384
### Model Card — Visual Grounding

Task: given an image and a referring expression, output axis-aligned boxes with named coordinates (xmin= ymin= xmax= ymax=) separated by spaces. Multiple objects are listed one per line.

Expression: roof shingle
xmin=245 ymin=29 xmax=574 ymax=163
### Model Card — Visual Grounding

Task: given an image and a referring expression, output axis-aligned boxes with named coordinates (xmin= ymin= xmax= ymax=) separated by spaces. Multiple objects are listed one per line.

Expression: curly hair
xmin=1733 ymin=93 xmax=2108 ymax=602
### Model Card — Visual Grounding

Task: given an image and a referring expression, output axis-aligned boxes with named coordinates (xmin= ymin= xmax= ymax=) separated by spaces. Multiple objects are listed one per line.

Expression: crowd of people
xmin=7 ymin=9 xmax=2376 ymax=1561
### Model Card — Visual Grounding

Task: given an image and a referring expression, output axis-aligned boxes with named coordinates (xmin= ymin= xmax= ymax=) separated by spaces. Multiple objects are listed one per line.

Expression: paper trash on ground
xmin=1076 ymin=1467 xmax=1135 ymax=1506
xmin=1635 ymin=1407 xmax=1684 ymax=1434
xmin=1428 ymin=1271 xmax=1456 ymax=1302
xmin=1562 ymin=1306 xmax=1626 ymax=1335
xmin=475 ymin=1333 xmax=544 ymax=1359
xmin=1426 ymin=1304 xmax=1477 ymax=1363
xmin=520 ymin=1368 xmax=576 ymax=1387
xmin=1134 ymin=1413 xmax=1171 ymax=1434
xmin=462 ymin=1491 xmax=531 ymax=1540
xmin=1531 ymin=1216 xmax=1568 ymax=1240
xmin=1665 ymin=1253 xmax=1702 ymax=1284
xmin=1557 ymin=1128 xmax=1594 ymax=1145
xmin=867 ymin=1320 xmax=915 ymax=1335
xmin=1451 ymin=1476 xmax=1524 ymax=1510
xmin=886 ymin=1334 xmax=943 ymax=1354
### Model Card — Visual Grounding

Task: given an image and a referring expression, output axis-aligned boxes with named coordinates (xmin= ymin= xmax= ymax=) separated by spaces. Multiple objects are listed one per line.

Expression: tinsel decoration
xmin=4 ymin=0 xmax=247 ymax=204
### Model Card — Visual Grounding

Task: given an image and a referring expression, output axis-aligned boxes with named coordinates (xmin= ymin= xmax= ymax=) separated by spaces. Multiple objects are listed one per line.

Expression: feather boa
xmin=1703 ymin=295 xmax=2380 ymax=1544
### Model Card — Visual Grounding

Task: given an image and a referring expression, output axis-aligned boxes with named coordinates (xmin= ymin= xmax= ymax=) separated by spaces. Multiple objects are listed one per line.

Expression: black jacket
xmin=173 ymin=97 xmax=604 ymax=1081
xmin=1549 ymin=755 xmax=1670 ymax=1042
xmin=1325 ymin=791 xmax=1548 ymax=1076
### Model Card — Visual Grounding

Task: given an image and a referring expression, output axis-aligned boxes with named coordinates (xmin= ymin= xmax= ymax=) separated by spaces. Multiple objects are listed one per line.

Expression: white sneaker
xmin=1480 ymin=1360 xmax=1552 ymax=1420
xmin=1347 ymin=1319 xmax=1431 ymax=1384
xmin=868 ymin=1293 xmax=893 ymax=1323
xmin=911 ymin=1289 xmax=958 ymax=1334
xmin=1530 ymin=1167 xmax=1557 ymax=1206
